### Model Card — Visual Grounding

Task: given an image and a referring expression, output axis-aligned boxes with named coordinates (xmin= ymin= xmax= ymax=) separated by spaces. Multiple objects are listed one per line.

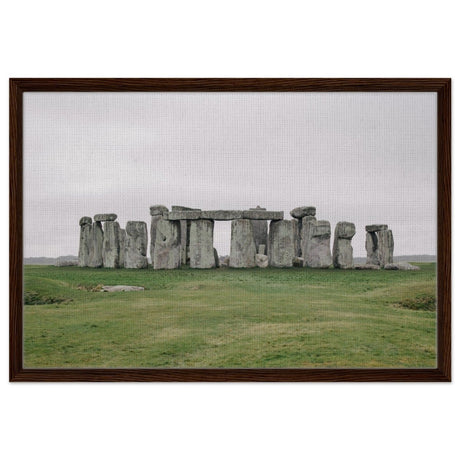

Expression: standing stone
xmin=332 ymin=222 xmax=356 ymax=269
xmin=365 ymin=225 xmax=394 ymax=267
xmin=78 ymin=217 xmax=93 ymax=267
xmin=258 ymin=244 xmax=266 ymax=255
xmin=301 ymin=219 xmax=332 ymax=268
xmin=88 ymin=221 xmax=104 ymax=268
xmin=172 ymin=206 xmax=199 ymax=266
xmin=189 ymin=219 xmax=215 ymax=269
xmin=249 ymin=206 xmax=268 ymax=255
xmin=229 ymin=219 xmax=256 ymax=268
xmin=214 ymin=248 xmax=220 ymax=268
xmin=125 ymin=221 xmax=148 ymax=269
xmin=150 ymin=214 xmax=164 ymax=266
xmin=119 ymin=229 xmax=126 ymax=268
xmin=102 ymin=221 xmax=121 ymax=268
xmin=153 ymin=219 xmax=181 ymax=269
xmin=292 ymin=218 xmax=302 ymax=257
xmin=268 ymin=220 xmax=296 ymax=267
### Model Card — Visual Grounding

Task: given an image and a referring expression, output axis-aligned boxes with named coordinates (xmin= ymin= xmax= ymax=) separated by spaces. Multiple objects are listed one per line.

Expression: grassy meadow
xmin=23 ymin=263 xmax=437 ymax=368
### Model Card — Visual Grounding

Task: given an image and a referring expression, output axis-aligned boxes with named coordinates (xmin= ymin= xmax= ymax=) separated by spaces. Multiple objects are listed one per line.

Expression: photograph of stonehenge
xmin=22 ymin=90 xmax=437 ymax=369
xmin=79 ymin=205 xmax=406 ymax=271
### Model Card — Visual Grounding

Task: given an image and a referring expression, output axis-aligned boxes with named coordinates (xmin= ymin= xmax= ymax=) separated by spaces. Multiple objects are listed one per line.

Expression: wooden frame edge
xmin=9 ymin=78 xmax=451 ymax=382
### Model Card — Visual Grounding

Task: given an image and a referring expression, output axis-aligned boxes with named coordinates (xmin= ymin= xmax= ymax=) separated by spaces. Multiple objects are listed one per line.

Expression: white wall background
xmin=0 ymin=1 xmax=458 ymax=460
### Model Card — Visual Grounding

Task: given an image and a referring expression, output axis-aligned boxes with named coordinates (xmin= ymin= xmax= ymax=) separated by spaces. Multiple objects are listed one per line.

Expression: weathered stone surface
xmin=101 ymin=285 xmax=145 ymax=292
xmin=384 ymin=262 xmax=420 ymax=271
xmin=214 ymin=248 xmax=220 ymax=268
xmin=56 ymin=256 xmax=78 ymax=267
xmin=102 ymin=221 xmax=121 ymax=268
xmin=153 ymin=219 xmax=181 ymax=269
xmin=179 ymin=219 xmax=188 ymax=266
xmin=354 ymin=263 xmax=381 ymax=270
xmin=366 ymin=229 xmax=394 ymax=267
xmin=365 ymin=224 xmax=388 ymax=233
xmin=201 ymin=210 xmax=244 ymax=220
xmin=149 ymin=215 xmax=163 ymax=266
xmin=256 ymin=254 xmax=269 ymax=268
xmin=242 ymin=210 xmax=283 ymax=220
xmin=268 ymin=220 xmax=296 ymax=267
xmin=78 ymin=218 xmax=93 ymax=267
xmin=118 ymin=229 xmax=126 ymax=268
xmin=333 ymin=222 xmax=356 ymax=269
xmin=301 ymin=219 xmax=332 ymax=268
xmin=290 ymin=206 xmax=316 ymax=219
xmin=248 ymin=207 xmax=268 ymax=254
xmin=333 ymin=239 xmax=353 ymax=269
xmin=88 ymin=221 xmax=104 ymax=268
xmin=171 ymin=205 xmax=196 ymax=211
xmin=166 ymin=210 xmax=202 ymax=220
xmin=189 ymin=219 xmax=215 ymax=269
xmin=79 ymin=216 xmax=92 ymax=226
xmin=220 ymin=256 xmax=230 ymax=267
xmin=229 ymin=219 xmax=257 ymax=268
xmin=292 ymin=218 xmax=302 ymax=257
xmin=251 ymin=220 xmax=268 ymax=255
xmin=335 ymin=222 xmax=356 ymax=239
xmin=94 ymin=213 xmax=117 ymax=222
xmin=125 ymin=221 xmax=148 ymax=269
xmin=150 ymin=205 xmax=168 ymax=216
xmin=293 ymin=257 xmax=304 ymax=267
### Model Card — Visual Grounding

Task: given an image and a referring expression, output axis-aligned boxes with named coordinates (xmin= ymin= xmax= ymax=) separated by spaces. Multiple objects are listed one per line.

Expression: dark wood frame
xmin=10 ymin=78 xmax=451 ymax=382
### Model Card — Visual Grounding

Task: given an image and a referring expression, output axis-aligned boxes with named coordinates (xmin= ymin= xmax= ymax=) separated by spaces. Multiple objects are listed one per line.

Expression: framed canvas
xmin=10 ymin=78 xmax=451 ymax=382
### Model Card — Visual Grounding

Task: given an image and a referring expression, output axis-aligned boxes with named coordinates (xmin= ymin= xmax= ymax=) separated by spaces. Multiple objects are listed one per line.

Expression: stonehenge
xmin=268 ymin=220 xmax=296 ymax=267
xmin=229 ymin=219 xmax=257 ymax=268
xmin=365 ymin=225 xmax=394 ymax=267
xmin=249 ymin=206 xmax=268 ymax=255
xmin=189 ymin=219 xmax=215 ymax=269
xmin=102 ymin=220 xmax=121 ymax=268
xmin=125 ymin=221 xmax=148 ymax=269
xmin=78 ymin=217 xmax=93 ymax=267
xmin=88 ymin=221 xmax=104 ymax=268
xmin=333 ymin=222 xmax=356 ymax=269
xmin=150 ymin=205 xmax=168 ymax=268
xmin=153 ymin=219 xmax=181 ymax=269
xmin=119 ymin=228 xmax=126 ymax=268
xmin=301 ymin=218 xmax=332 ymax=268
xmin=76 ymin=205 xmax=397 ymax=271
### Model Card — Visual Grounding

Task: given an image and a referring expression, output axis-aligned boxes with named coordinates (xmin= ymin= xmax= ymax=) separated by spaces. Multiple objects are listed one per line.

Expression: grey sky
xmin=23 ymin=91 xmax=437 ymax=258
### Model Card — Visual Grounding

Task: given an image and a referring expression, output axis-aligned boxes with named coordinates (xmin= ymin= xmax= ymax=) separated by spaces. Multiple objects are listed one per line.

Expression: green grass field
xmin=23 ymin=263 xmax=437 ymax=368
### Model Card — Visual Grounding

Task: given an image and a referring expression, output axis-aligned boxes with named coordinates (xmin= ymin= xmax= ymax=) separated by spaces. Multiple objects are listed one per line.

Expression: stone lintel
xmin=290 ymin=206 xmax=316 ymax=219
xmin=165 ymin=209 xmax=284 ymax=221
xmin=166 ymin=210 xmax=202 ymax=220
xmin=94 ymin=213 xmax=117 ymax=222
xmin=242 ymin=210 xmax=283 ymax=220
xmin=171 ymin=205 xmax=201 ymax=212
xmin=365 ymin=224 xmax=388 ymax=233
xmin=201 ymin=210 xmax=244 ymax=220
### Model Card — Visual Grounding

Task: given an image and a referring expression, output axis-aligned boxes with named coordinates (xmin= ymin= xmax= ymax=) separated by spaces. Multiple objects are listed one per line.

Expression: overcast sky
xmin=23 ymin=91 xmax=437 ymax=258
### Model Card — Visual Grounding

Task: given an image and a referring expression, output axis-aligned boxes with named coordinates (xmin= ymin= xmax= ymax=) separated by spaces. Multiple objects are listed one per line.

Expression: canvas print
xmin=22 ymin=91 xmax=437 ymax=369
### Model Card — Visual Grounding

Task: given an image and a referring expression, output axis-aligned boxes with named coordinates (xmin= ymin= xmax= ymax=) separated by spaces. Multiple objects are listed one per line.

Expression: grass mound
xmin=396 ymin=294 xmax=436 ymax=311
xmin=24 ymin=290 xmax=72 ymax=305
